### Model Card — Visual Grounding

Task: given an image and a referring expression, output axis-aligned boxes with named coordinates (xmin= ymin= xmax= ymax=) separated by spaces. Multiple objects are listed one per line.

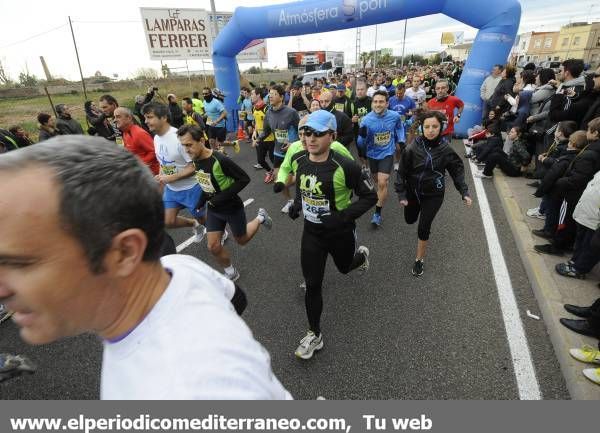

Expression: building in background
xmin=445 ymin=42 xmax=473 ymax=62
xmin=510 ymin=31 xmax=532 ymax=65
xmin=526 ymin=31 xmax=560 ymax=64
xmin=554 ymin=22 xmax=600 ymax=67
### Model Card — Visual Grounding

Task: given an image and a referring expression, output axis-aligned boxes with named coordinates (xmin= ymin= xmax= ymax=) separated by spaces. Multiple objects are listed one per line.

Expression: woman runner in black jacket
xmin=395 ymin=111 xmax=472 ymax=277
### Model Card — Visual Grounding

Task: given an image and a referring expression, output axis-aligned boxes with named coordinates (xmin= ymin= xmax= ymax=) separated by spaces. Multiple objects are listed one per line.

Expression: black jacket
xmin=38 ymin=127 xmax=60 ymax=142
xmin=552 ymin=140 xmax=600 ymax=198
xmin=581 ymin=93 xmax=600 ymax=131
xmin=168 ymin=102 xmax=184 ymax=128
xmin=541 ymin=139 xmax=569 ymax=169
xmin=488 ymin=77 xmax=516 ymax=111
xmin=56 ymin=115 xmax=84 ymax=135
xmin=535 ymin=149 xmax=578 ymax=197
xmin=325 ymin=103 xmax=354 ymax=147
xmin=134 ymin=90 xmax=155 ymax=125
xmin=86 ymin=109 xmax=114 ymax=140
xmin=395 ymin=136 xmax=469 ymax=200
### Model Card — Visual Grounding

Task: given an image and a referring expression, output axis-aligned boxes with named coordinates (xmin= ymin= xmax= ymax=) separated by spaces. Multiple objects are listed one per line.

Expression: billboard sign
xmin=140 ymin=8 xmax=212 ymax=60
xmin=210 ymin=12 xmax=269 ymax=63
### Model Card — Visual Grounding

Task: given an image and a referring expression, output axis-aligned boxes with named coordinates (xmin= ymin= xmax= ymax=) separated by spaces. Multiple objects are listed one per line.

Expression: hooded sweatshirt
xmin=260 ymin=105 xmax=299 ymax=158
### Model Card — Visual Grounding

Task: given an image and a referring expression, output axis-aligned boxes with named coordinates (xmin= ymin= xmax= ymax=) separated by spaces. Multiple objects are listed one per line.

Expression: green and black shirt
xmin=292 ymin=150 xmax=377 ymax=233
xmin=193 ymin=151 xmax=250 ymax=212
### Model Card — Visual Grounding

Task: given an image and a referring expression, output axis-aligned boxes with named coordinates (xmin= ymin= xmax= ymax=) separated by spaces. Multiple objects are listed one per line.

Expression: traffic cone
xmin=236 ymin=123 xmax=246 ymax=141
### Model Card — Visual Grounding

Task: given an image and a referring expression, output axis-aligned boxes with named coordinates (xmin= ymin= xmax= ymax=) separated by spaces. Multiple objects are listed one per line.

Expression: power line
xmin=0 ymin=24 xmax=68 ymax=49
xmin=72 ymin=20 xmax=140 ymax=24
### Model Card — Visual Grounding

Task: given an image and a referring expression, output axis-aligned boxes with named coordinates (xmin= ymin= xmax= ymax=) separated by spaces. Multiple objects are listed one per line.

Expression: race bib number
xmin=374 ymin=131 xmax=391 ymax=146
xmin=115 ymin=136 xmax=124 ymax=147
xmin=275 ymin=129 xmax=289 ymax=143
xmin=161 ymin=165 xmax=176 ymax=175
xmin=302 ymin=195 xmax=330 ymax=224
xmin=195 ymin=170 xmax=216 ymax=193
xmin=335 ymin=103 xmax=345 ymax=112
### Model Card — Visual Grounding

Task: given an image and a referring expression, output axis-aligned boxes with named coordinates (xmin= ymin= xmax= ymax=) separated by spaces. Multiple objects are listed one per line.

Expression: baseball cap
xmin=336 ymin=84 xmax=346 ymax=91
xmin=303 ymin=110 xmax=337 ymax=132
xmin=328 ymin=84 xmax=337 ymax=90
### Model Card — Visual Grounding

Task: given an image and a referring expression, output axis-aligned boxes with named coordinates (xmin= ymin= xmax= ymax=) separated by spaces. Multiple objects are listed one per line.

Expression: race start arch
xmin=212 ymin=0 xmax=521 ymax=137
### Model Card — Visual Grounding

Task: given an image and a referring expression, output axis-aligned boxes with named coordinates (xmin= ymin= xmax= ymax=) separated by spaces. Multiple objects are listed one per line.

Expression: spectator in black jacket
xmin=97 ymin=95 xmax=121 ymax=141
xmin=535 ymin=118 xmax=600 ymax=255
xmin=167 ymin=93 xmax=184 ymax=128
xmin=549 ymin=60 xmax=596 ymax=125
xmin=37 ymin=113 xmax=60 ymax=142
xmin=532 ymin=130 xmax=588 ymax=238
xmin=474 ymin=126 xmax=530 ymax=178
xmin=8 ymin=126 xmax=34 ymax=148
xmin=318 ymin=90 xmax=354 ymax=147
xmin=580 ymin=69 xmax=600 ymax=130
xmin=84 ymin=100 xmax=110 ymax=138
xmin=487 ymin=64 xmax=516 ymax=115
xmin=134 ymin=87 xmax=156 ymax=127
xmin=55 ymin=104 xmax=84 ymax=135
xmin=0 ymin=128 xmax=20 ymax=152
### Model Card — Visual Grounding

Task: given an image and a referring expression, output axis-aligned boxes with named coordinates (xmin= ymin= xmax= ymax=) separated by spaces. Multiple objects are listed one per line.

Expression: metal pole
xmin=210 ymin=0 xmax=219 ymax=41
xmin=373 ymin=25 xmax=378 ymax=69
xmin=202 ymin=60 xmax=207 ymax=87
xmin=68 ymin=16 xmax=88 ymax=100
xmin=44 ymin=87 xmax=58 ymax=118
xmin=400 ymin=20 xmax=408 ymax=68
xmin=185 ymin=60 xmax=192 ymax=92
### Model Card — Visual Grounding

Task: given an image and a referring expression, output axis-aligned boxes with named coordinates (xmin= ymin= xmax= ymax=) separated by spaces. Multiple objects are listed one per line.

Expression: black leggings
xmin=301 ymin=228 xmax=366 ymax=335
xmin=257 ymin=141 xmax=275 ymax=171
xmin=483 ymin=150 xmax=521 ymax=177
xmin=404 ymin=194 xmax=444 ymax=241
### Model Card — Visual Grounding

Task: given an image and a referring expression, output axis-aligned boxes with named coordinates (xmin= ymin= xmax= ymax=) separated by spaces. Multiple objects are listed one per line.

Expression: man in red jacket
xmin=427 ymin=79 xmax=464 ymax=137
xmin=114 ymin=107 xmax=159 ymax=175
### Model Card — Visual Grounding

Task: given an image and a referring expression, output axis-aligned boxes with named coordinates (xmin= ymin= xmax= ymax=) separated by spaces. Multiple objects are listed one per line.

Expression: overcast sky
xmin=0 ymin=0 xmax=597 ymax=81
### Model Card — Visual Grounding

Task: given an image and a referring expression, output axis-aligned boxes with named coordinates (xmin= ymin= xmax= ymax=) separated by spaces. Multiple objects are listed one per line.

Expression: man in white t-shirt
xmin=367 ymin=75 xmax=387 ymax=98
xmin=142 ymin=102 xmax=206 ymax=242
xmin=0 ymin=136 xmax=292 ymax=399
xmin=405 ymin=77 xmax=427 ymax=106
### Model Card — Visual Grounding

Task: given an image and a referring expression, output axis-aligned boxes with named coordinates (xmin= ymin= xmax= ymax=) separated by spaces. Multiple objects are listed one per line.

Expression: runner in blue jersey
xmin=388 ymin=83 xmax=415 ymax=171
xmin=357 ymin=90 xmax=405 ymax=227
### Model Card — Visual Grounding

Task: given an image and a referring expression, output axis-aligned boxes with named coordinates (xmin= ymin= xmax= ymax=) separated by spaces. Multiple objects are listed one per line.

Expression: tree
xmin=18 ymin=71 xmax=38 ymax=87
xmin=359 ymin=51 xmax=373 ymax=69
xmin=134 ymin=67 xmax=159 ymax=80
xmin=378 ymin=53 xmax=394 ymax=67
xmin=0 ymin=60 xmax=12 ymax=85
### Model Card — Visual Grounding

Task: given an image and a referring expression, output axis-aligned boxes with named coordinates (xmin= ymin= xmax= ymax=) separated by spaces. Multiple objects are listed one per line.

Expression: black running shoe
xmin=412 ymin=259 xmax=424 ymax=277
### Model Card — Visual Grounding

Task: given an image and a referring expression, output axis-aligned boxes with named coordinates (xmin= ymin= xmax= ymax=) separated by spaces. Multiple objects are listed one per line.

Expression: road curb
xmin=493 ymin=172 xmax=600 ymax=400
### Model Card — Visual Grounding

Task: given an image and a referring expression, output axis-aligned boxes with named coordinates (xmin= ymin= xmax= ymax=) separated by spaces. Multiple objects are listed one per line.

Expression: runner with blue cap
xmin=286 ymin=110 xmax=377 ymax=359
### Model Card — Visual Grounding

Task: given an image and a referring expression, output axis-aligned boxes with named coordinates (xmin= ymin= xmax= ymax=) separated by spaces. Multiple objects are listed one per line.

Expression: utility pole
xmin=373 ymin=25 xmax=378 ymax=69
xmin=210 ymin=0 xmax=219 ymax=41
xmin=400 ymin=20 xmax=408 ymax=68
xmin=68 ymin=16 xmax=87 ymax=99
xmin=355 ymin=27 xmax=362 ymax=69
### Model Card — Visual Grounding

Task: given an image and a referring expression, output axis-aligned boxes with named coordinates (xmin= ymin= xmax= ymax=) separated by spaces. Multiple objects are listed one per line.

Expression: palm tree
xmin=359 ymin=51 xmax=373 ymax=69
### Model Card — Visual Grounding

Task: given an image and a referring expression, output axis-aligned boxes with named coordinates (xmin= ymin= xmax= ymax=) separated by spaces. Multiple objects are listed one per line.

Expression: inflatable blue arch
xmin=212 ymin=0 xmax=521 ymax=137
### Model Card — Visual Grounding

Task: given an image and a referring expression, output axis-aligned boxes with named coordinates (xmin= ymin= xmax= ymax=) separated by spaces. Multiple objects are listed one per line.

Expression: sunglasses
xmin=302 ymin=128 xmax=330 ymax=138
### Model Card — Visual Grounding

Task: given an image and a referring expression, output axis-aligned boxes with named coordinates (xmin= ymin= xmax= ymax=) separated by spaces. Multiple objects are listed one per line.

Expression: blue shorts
xmin=163 ymin=184 xmax=205 ymax=218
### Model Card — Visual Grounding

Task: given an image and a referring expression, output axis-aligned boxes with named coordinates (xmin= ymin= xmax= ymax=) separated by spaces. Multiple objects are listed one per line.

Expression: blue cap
xmin=336 ymin=84 xmax=346 ymax=91
xmin=304 ymin=110 xmax=337 ymax=132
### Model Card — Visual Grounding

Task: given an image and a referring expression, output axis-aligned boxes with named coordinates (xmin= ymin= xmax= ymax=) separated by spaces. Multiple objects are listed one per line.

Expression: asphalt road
xmin=0 ymin=140 xmax=569 ymax=400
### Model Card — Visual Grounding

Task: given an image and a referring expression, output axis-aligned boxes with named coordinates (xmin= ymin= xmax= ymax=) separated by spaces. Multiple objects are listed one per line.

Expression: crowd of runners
xmin=2 ymin=58 xmax=600 ymax=393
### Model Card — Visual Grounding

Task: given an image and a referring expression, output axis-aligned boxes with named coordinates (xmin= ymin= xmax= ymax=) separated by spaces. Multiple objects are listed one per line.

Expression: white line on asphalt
xmin=467 ymin=154 xmax=541 ymax=400
xmin=175 ymin=197 xmax=255 ymax=253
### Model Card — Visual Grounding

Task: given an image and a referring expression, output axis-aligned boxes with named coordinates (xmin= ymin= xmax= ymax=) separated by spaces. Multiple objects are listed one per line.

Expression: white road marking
xmin=467 ymin=152 xmax=542 ymax=400
xmin=175 ymin=197 xmax=254 ymax=253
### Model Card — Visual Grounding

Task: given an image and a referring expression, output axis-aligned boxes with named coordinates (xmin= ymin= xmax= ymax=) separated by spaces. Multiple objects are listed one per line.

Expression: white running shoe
xmin=357 ymin=246 xmax=370 ymax=275
xmin=582 ymin=367 xmax=600 ymax=385
xmin=295 ymin=331 xmax=323 ymax=359
xmin=225 ymin=268 xmax=240 ymax=282
xmin=192 ymin=221 xmax=207 ymax=243
xmin=258 ymin=208 xmax=273 ymax=229
xmin=281 ymin=200 xmax=293 ymax=214
xmin=299 ymin=281 xmax=306 ymax=292
xmin=221 ymin=229 xmax=229 ymax=246
xmin=526 ymin=207 xmax=545 ymax=219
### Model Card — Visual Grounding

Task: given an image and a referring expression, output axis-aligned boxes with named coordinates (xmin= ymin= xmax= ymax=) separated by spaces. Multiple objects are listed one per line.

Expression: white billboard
xmin=140 ymin=8 xmax=212 ymax=60
xmin=210 ymin=12 xmax=269 ymax=63
xmin=140 ymin=8 xmax=268 ymax=63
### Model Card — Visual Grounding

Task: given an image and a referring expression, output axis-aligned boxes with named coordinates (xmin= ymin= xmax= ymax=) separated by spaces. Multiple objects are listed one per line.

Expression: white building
xmin=510 ymin=32 xmax=532 ymax=65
